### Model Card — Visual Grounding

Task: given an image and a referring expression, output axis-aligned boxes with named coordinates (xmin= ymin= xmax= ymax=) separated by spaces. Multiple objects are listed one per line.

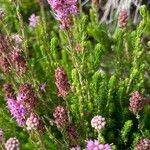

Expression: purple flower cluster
xmin=5 ymin=137 xmax=20 ymax=150
xmin=86 ymin=140 xmax=112 ymax=150
xmin=91 ymin=116 xmax=106 ymax=130
xmin=136 ymin=138 xmax=150 ymax=150
xmin=29 ymin=14 xmax=39 ymax=28
xmin=118 ymin=10 xmax=128 ymax=28
xmin=0 ymin=35 xmax=27 ymax=75
xmin=7 ymin=98 xmax=27 ymax=126
xmin=55 ymin=67 xmax=70 ymax=97
xmin=10 ymin=48 xmax=27 ymax=75
xmin=129 ymin=91 xmax=146 ymax=114
xmin=18 ymin=83 xmax=37 ymax=110
xmin=47 ymin=0 xmax=78 ymax=28
xmin=6 ymin=83 xmax=38 ymax=127
xmin=53 ymin=106 xmax=68 ymax=128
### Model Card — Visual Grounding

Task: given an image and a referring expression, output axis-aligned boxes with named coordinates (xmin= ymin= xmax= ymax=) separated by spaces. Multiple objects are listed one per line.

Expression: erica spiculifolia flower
xmin=18 ymin=83 xmax=37 ymax=110
xmin=29 ymin=14 xmax=39 ymax=28
xmin=10 ymin=48 xmax=27 ymax=75
xmin=12 ymin=34 xmax=22 ymax=45
xmin=5 ymin=137 xmax=20 ymax=150
xmin=3 ymin=83 xmax=15 ymax=99
xmin=26 ymin=113 xmax=40 ymax=130
xmin=91 ymin=116 xmax=106 ymax=130
xmin=7 ymin=98 xmax=27 ymax=126
xmin=53 ymin=106 xmax=68 ymax=128
xmin=60 ymin=17 xmax=72 ymax=29
xmin=55 ymin=67 xmax=70 ymax=97
xmin=118 ymin=10 xmax=128 ymax=28
xmin=47 ymin=0 xmax=78 ymax=29
xmin=129 ymin=91 xmax=146 ymax=114
xmin=86 ymin=140 xmax=112 ymax=150
xmin=136 ymin=138 xmax=150 ymax=150
xmin=0 ymin=56 xmax=11 ymax=73
xmin=0 ymin=129 xmax=3 ymax=143
xmin=70 ymin=146 xmax=81 ymax=150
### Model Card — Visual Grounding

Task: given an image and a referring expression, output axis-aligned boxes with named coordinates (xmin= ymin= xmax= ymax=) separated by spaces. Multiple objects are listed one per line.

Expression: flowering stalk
xmin=65 ymin=30 xmax=93 ymax=138
xmin=47 ymin=0 xmax=78 ymax=29
xmin=65 ymin=31 xmax=85 ymax=118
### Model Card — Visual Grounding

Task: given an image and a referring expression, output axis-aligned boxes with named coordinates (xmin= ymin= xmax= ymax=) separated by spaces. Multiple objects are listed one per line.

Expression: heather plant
xmin=0 ymin=0 xmax=150 ymax=150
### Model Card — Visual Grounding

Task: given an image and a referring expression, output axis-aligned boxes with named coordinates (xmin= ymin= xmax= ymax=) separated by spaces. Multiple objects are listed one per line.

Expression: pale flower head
xmin=12 ymin=34 xmax=22 ymax=44
xmin=29 ymin=14 xmax=39 ymax=28
xmin=91 ymin=115 xmax=106 ymax=130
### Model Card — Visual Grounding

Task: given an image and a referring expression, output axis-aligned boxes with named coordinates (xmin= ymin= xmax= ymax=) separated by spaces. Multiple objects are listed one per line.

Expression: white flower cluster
xmin=5 ymin=137 xmax=20 ymax=150
xmin=26 ymin=113 xmax=39 ymax=130
xmin=91 ymin=115 xmax=106 ymax=130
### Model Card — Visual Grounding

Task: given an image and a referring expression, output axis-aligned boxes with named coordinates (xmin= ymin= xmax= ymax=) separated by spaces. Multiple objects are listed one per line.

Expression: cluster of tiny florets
xmin=53 ymin=106 xmax=68 ymax=128
xmin=7 ymin=98 xmax=27 ymax=126
xmin=5 ymin=137 xmax=20 ymax=150
xmin=86 ymin=140 xmax=112 ymax=150
xmin=118 ymin=10 xmax=128 ymax=28
xmin=10 ymin=48 xmax=27 ymax=75
xmin=47 ymin=0 xmax=78 ymax=28
xmin=26 ymin=113 xmax=40 ymax=130
xmin=136 ymin=138 xmax=150 ymax=150
xmin=91 ymin=116 xmax=106 ymax=130
xmin=29 ymin=14 xmax=39 ymax=28
xmin=129 ymin=91 xmax=146 ymax=114
xmin=55 ymin=67 xmax=70 ymax=97
xmin=18 ymin=83 xmax=37 ymax=110
xmin=0 ymin=35 xmax=27 ymax=75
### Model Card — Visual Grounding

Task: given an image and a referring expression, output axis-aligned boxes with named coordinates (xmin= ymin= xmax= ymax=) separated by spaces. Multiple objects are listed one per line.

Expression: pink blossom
xmin=91 ymin=116 xmax=106 ymax=130
xmin=29 ymin=14 xmax=39 ymax=28
xmin=86 ymin=140 xmax=112 ymax=150
xmin=47 ymin=0 xmax=78 ymax=28
xmin=12 ymin=34 xmax=22 ymax=44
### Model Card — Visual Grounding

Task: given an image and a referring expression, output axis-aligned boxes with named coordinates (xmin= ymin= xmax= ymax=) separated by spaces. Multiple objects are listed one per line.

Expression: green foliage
xmin=120 ymin=120 xmax=133 ymax=145
xmin=0 ymin=1 xmax=150 ymax=150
